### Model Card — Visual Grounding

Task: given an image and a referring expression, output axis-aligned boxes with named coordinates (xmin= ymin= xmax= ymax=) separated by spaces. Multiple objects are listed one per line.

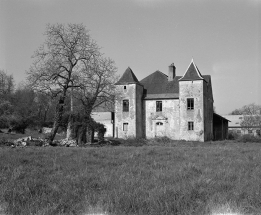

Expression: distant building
xmin=113 ymin=59 xmax=229 ymax=142
xmin=91 ymin=112 xmax=114 ymax=137
xmin=222 ymin=115 xmax=261 ymax=136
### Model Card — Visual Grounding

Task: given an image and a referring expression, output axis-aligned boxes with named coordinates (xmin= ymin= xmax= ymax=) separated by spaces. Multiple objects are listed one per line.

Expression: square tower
xmin=114 ymin=67 xmax=144 ymax=139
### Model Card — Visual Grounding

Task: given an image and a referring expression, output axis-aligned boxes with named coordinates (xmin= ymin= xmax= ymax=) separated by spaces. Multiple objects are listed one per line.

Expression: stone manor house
xmin=113 ymin=60 xmax=229 ymax=142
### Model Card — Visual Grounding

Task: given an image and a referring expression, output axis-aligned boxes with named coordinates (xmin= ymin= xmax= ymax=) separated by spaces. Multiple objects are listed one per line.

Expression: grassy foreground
xmin=1 ymin=141 xmax=261 ymax=215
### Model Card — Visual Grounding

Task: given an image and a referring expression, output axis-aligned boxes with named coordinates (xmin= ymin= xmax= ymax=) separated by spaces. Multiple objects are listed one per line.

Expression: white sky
xmin=0 ymin=0 xmax=260 ymax=114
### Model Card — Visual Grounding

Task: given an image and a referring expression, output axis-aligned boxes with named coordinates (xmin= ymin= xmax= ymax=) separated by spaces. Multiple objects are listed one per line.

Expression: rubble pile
xmin=12 ymin=136 xmax=48 ymax=147
xmin=11 ymin=137 xmax=79 ymax=147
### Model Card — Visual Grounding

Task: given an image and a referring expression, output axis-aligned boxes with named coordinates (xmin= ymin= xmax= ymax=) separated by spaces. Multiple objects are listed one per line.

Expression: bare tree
xmin=238 ymin=103 xmax=261 ymax=134
xmin=27 ymin=23 xmax=100 ymax=144
xmin=73 ymin=55 xmax=117 ymax=144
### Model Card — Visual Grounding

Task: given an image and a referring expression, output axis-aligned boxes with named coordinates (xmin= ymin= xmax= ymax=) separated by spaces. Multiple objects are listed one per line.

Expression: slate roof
xmin=179 ymin=61 xmax=205 ymax=81
xmin=140 ymin=71 xmax=181 ymax=99
xmin=116 ymin=61 xmax=212 ymax=100
xmin=115 ymin=67 xmax=141 ymax=85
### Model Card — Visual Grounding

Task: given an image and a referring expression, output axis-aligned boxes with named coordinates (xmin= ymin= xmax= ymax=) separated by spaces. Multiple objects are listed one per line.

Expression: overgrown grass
xmin=1 ymin=141 xmax=261 ymax=214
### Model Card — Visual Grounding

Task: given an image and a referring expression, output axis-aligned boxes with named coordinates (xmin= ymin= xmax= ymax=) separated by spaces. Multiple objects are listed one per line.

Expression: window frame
xmin=187 ymin=98 xmax=194 ymax=110
xmin=123 ymin=123 xmax=128 ymax=131
xmin=156 ymin=101 xmax=162 ymax=112
xmin=188 ymin=121 xmax=194 ymax=131
xmin=123 ymin=100 xmax=129 ymax=112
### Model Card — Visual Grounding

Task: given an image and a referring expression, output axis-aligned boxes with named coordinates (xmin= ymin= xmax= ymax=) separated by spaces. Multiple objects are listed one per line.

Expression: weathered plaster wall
xmin=144 ymin=99 xmax=180 ymax=139
xmin=179 ymin=80 xmax=204 ymax=142
xmin=136 ymin=84 xmax=144 ymax=138
xmin=114 ymin=84 xmax=143 ymax=139
xmin=203 ymin=81 xmax=214 ymax=141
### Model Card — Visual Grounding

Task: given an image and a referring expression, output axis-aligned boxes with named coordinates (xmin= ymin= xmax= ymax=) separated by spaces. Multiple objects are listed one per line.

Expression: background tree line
xmin=230 ymin=103 xmax=261 ymax=133
xmin=0 ymin=71 xmax=57 ymax=132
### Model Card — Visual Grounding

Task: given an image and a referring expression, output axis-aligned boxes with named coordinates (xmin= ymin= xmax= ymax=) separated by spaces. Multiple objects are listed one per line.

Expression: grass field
xmin=1 ymin=140 xmax=261 ymax=215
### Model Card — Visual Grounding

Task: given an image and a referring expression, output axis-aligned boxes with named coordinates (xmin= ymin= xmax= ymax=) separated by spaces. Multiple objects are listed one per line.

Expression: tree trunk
xmin=66 ymin=88 xmax=74 ymax=140
xmin=48 ymin=93 xmax=66 ymax=145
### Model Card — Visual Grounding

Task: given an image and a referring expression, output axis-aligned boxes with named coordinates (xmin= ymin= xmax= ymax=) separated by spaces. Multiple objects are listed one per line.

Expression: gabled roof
xmin=179 ymin=60 xmax=205 ymax=82
xmin=115 ymin=67 xmax=141 ymax=85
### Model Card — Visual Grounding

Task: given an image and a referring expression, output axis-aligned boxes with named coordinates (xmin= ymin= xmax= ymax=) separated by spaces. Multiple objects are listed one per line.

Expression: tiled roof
xmin=179 ymin=61 xmax=205 ymax=81
xmin=115 ymin=67 xmax=141 ymax=85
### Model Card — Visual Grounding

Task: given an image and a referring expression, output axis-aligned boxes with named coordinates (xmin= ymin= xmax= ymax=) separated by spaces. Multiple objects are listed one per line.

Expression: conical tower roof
xmin=115 ymin=67 xmax=141 ymax=85
xmin=179 ymin=59 xmax=205 ymax=81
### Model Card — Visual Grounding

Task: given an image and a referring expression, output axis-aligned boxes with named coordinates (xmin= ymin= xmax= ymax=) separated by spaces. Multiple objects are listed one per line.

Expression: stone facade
xmin=115 ymin=83 xmax=143 ymax=139
xmin=114 ymin=60 xmax=226 ymax=142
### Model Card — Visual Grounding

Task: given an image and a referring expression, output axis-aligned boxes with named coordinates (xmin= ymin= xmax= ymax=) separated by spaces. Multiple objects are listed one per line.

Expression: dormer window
xmin=156 ymin=101 xmax=162 ymax=112
xmin=187 ymin=98 xmax=194 ymax=110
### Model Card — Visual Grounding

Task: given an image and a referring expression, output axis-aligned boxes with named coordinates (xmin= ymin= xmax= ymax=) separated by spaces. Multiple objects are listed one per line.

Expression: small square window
xmin=123 ymin=123 xmax=128 ymax=131
xmin=123 ymin=100 xmax=129 ymax=112
xmin=188 ymin=121 xmax=194 ymax=130
xmin=156 ymin=101 xmax=162 ymax=112
xmin=187 ymin=98 xmax=194 ymax=110
xmin=237 ymin=130 xmax=241 ymax=134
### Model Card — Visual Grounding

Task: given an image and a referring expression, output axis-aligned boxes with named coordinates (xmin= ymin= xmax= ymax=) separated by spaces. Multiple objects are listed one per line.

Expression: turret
xmin=178 ymin=59 xmax=206 ymax=142
xmin=114 ymin=67 xmax=143 ymax=139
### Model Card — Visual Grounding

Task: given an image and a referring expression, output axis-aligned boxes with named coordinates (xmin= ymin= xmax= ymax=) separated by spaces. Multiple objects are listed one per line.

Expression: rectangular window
xmin=187 ymin=98 xmax=194 ymax=110
xmin=123 ymin=100 xmax=129 ymax=112
xmin=188 ymin=122 xmax=194 ymax=130
xmin=156 ymin=101 xmax=162 ymax=112
xmin=248 ymin=130 xmax=252 ymax=134
xmin=257 ymin=130 xmax=260 ymax=136
xmin=237 ymin=130 xmax=241 ymax=134
xmin=123 ymin=123 xmax=128 ymax=131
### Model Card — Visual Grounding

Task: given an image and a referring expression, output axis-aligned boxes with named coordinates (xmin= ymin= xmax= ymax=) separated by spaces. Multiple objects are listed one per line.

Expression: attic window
xmin=156 ymin=101 xmax=162 ymax=112
xmin=187 ymin=98 xmax=194 ymax=110
xmin=124 ymin=86 xmax=126 ymax=90
xmin=156 ymin=122 xmax=163 ymax=126
xmin=123 ymin=100 xmax=129 ymax=112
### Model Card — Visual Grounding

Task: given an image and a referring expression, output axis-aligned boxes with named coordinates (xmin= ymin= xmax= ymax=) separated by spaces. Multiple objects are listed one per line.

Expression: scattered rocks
xmin=11 ymin=136 xmax=49 ymax=148
xmin=58 ymin=139 xmax=77 ymax=147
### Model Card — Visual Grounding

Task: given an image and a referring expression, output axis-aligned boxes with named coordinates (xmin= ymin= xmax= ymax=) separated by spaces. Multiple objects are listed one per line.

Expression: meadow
xmin=1 ymin=139 xmax=261 ymax=215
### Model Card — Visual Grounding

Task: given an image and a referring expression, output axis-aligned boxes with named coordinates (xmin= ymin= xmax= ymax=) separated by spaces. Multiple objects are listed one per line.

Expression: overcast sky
xmin=0 ymin=0 xmax=260 ymax=114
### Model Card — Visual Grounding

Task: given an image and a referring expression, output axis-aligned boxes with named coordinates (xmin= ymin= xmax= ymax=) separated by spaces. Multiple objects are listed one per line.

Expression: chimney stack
xmin=168 ymin=63 xmax=176 ymax=81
